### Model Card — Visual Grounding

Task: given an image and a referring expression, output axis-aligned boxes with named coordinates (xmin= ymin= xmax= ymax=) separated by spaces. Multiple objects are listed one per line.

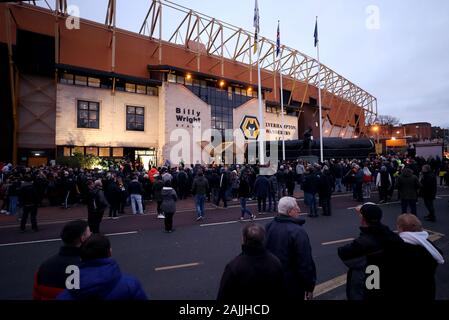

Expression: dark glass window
xmin=77 ymin=100 xmax=99 ymax=129
xmin=126 ymin=106 xmax=145 ymax=131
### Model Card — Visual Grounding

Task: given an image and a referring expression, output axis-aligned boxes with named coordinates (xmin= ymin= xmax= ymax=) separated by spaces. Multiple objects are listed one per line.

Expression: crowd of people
xmin=1 ymin=153 xmax=448 ymax=232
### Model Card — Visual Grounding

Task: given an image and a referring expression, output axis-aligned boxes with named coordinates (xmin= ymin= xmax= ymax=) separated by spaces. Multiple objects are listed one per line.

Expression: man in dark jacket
xmin=396 ymin=168 xmax=421 ymax=215
xmin=254 ymin=174 xmax=269 ymax=214
xmin=215 ymin=168 xmax=229 ymax=208
xmin=420 ymin=165 xmax=437 ymax=221
xmin=265 ymin=196 xmax=316 ymax=300
xmin=338 ymin=202 xmax=403 ymax=300
xmin=192 ymin=170 xmax=209 ymax=221
xmin=302 ymin=167 xmax=320 ymax=217
xmin=128 ymin=176 xmax=144 ymax=215
xmin=217 ymin=223 xmax=284 ymax=301
xmin=153 ymin=174 xmax=164 ymax=218
xmin=177 ymin=167 xmax=188 ymax=200
xmin=57 ymin=234 xmax=148 ymax=300
xmin=19 ymin=175 xmax=39 ymax=232
xmin=86 ymin=180 xmax=108 ymax=234
xmin=33 ymin=220 xmax=91 ymax=300
xmin=318 ymin=167 xmax=334 ymax=216
xmin=161 ymin=181 xmax=178 ymax=233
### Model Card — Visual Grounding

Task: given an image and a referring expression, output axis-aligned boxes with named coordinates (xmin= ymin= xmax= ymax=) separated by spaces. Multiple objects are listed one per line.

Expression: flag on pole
xmin=253 ymin=0 xmax=260 ymax=54
xmin=276 ymin=20 xmax=280 ymax=57
xmin=314 ymin=18 xmax=319 ymax=47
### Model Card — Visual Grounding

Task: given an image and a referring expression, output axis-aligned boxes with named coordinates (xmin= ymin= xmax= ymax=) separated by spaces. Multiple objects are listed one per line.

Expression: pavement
xmin=0 ymin=186 xmax=448 ymax=300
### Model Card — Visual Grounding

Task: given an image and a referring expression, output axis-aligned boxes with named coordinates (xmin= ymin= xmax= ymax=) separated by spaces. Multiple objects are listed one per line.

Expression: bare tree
xmin=376 ymin=115 xmax=401 ymax=126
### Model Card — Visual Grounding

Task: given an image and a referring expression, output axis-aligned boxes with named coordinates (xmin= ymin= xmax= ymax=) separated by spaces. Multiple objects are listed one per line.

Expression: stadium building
xmin=0 ymin=0 xmax=377 ymax=167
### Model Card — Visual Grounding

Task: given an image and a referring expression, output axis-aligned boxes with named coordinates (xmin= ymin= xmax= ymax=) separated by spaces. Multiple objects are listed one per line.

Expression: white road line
xmin=314 ymin=274 xmax=347 ymax=297
xmin=200 ymin=216 xmax=275 ymax=227
xmin=105 ymin=231 xmax=138 ymax=237
xmin=321 ymin=238 xmax=355 ymax=246
xmin=347 ymin=201 xmax=400 ymax=210
xmin=0 ymin=238 xmax=61 ymax=247
xmin=155 ymin=262 xmax=202 ymax=271
xmin=0 ymin=231 xmax=138 ymax=247
xmin=199 ymin=213 xmax=310 ymax=227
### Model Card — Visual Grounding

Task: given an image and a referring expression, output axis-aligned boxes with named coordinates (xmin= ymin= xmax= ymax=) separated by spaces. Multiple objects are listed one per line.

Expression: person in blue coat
xmin=57 ymin=234 xmax=148 ymax=300
xmin=265 ymin=197 xmax=316 ymax=300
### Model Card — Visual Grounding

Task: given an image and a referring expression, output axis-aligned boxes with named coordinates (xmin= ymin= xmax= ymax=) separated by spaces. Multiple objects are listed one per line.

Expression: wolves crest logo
xmin=240 ymin=116 xmax=260 ymax=140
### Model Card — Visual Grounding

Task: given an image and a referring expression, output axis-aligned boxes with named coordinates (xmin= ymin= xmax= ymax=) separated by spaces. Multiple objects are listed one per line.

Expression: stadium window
xmin=75 ymin=75 xmax=88 ymax=86
xmin=63 ymin=147 xmax=72 ymax=156
xmin=168 ymin=73 xmax=176 ymax=83
xmin=85 ymin=147 xmax=98 ymax=156
xmin=101 ymin=78 xmax=113 ymax=89
xmin=77 ymin=100 xmax=99 ymax=129
xmin=200 ymin=80 xmax=207 ymax=88
xmin=112 ymin=147 xmax=124 ymax=157
xmin=176 ymin=75 xmax=185 ymax=84
xmin=88 ymin=77 xmax=100 ymax=88
xmin=146 ymin=86 xmax=158 ymax=96
xmin=126 ymin=106 xmax=145 ymax=131
xmin=73 ymin=146 xmax=85 ymax=155
xmin=185 ymin=77 xmax=193 ymax=86
xmin=99 ymin=147 xmax=110 ymax=157
xmin=125 ymin=83 xmax=136 ymax=93
xmin=60 ymin=73 xmax=74 ymax=84
xmin=193 ymin=79 xmax=200 ymax=87
xmin=136 ymin=85 xmax=146 ymax=94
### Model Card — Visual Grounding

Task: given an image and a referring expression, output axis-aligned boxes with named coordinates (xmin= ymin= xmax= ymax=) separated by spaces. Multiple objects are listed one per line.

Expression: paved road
xmin=1 ymin=188 xmax=448 ymax=300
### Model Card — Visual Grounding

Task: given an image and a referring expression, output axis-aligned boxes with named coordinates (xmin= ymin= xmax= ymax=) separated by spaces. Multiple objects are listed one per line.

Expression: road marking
xmin=105 ymin=231 xmax=138 ymax=237
xmin=347 ymin=201 xmax=400 ymax=210
xmin=314 ymin=274 xmax=347 ymax=297
xmin=0 ymin=231 xmax=138 ymax=247
xmin=321 ymin=238 xmax=355 ymax=246
xmin=155 ymin=262 xmax=202 ymax=271
xmin=200 ymin=216 xmax=274 ymax=227
xmin=199 ymin=213 xmax=309 ymax=227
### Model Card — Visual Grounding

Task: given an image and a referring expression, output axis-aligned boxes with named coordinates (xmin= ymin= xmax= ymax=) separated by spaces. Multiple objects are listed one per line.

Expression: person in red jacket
xmin=33 ymin=220 xmax=91 ymax=300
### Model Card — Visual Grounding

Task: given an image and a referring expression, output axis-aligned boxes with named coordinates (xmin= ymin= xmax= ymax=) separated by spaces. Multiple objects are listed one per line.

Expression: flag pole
xmin=257 ymin=40 xmax=265 ymax=165
xmin=315 ymin=16 xmax=324 ymax=163
xmin=254 ymin=0 xmax=264 ymax=165
xmin=278 ymin=20 xmax=285 ymax=161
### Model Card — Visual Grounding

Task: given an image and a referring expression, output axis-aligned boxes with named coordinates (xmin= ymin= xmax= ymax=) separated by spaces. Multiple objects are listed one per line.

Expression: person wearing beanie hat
xmin=265 ymin=196 xmax=316 ymax=300
xmin=337 ymin=202 xmax=402 ymax=300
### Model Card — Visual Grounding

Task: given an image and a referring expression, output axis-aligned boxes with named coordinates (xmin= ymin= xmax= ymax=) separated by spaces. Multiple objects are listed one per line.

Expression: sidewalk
xmin=0 ymin=188 xmax=307 ymax=228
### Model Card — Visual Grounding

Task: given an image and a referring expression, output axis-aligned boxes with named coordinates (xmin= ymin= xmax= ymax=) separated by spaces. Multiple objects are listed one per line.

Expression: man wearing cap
xmin=338 ymin=202 xmax=402 ymax=300
xmin=265 ymin=197 xmax=316 ymax=300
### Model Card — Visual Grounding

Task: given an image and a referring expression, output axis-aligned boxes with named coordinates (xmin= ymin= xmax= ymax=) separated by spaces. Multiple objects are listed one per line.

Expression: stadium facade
xmin=0 ymin=0 xmax=377 ymax=167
